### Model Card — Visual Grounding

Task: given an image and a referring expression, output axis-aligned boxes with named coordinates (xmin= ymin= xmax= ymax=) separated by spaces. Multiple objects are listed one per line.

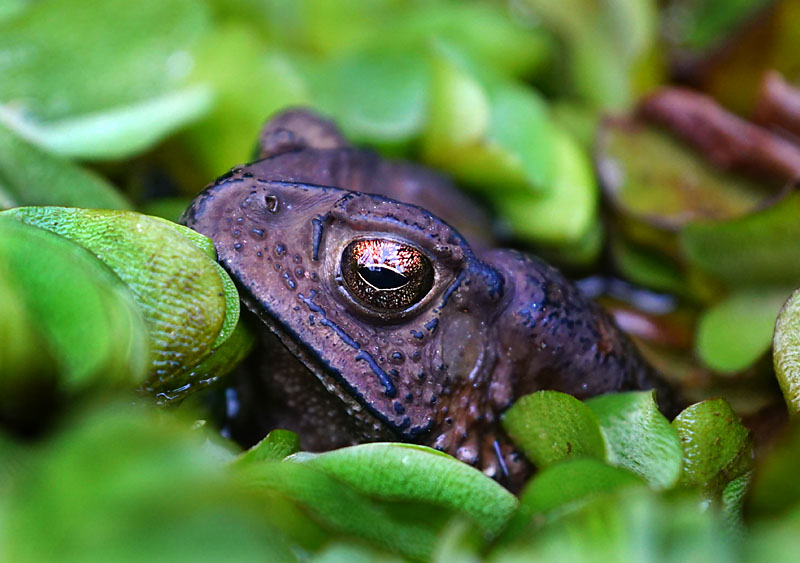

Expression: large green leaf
xmin=0 ymin=0 xmax=211 ymax=158
xmin=0 ymin=0 xmax=209 ymax=119
xmin=3 ymin=401 xmax=293 ymax=561
xmin=681 ymin=190 xmax=800 ymax=288
xmin=289 ymin=443 xmax=518 ymax=537
xmin=237 ymin=460 xmax=450 ymax=560
xmin=181 ymin=25 xmax=310 ymax=178
xmin=0 ymin=216 xmax=147 ymax=391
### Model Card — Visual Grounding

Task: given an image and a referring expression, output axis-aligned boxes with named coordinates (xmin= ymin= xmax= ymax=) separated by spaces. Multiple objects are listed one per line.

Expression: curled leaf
xmin=774 ymin=287 xmax=800 ymax=413
xmin=2 ymin=207 xmax=245 ymax=395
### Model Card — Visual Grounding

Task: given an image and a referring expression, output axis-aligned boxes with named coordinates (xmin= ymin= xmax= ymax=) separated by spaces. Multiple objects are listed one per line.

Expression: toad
xmin=182 ymin=109 xmax=677 ymax=485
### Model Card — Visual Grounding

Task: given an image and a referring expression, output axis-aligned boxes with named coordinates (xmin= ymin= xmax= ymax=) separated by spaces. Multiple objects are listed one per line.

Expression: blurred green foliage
xmin=3 ymin=0 xmax=800 ymax=560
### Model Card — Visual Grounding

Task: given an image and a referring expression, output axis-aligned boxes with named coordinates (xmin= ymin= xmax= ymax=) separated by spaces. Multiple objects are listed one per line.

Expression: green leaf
xmin=0 ymin=0 xmax=210 ymax=119
xmin=774 ymin=287 xmax=800 ymax=413
xmin=502 ymin=391 xmax=606 ymax=468
xmin=0 ymin=123 xmax=129 ymax=210
xmin=0 ymin=253 xmax=55 ymax=399
xmin=0 ymin=86 xmax=212 ymax=160
xmin=747 ymin=422 xmax=800 ymax=517
xmin=696 ymin=288 xmax=791 ymax=373
xmin=0 ymin=216 xmax=148 ymax=390
xmin=498 ymin=458 xmax=644 ymax=549
xmin=521 ymin=0 xmax=658 ymax=109
xmin=2 ymin=207 xmax=234 ymax=395
xmin=598 ymin=120 xmax=768 ymax=231
xmin=312 ymin=541 xmax=402 ymax=563
xmin=672 ymin=399 xmax=753 ymax=493
xmin=422 ymin=45 xmax=555 ymax=196
xmin=721 ymin=471 xmax=750 ymax=535
xmin=490 ymin=488 xmax=734 ymax=562
xmin=289 ymin=443 xmax=518 ymax=537
xmin=236 ymin=430 xmax=301 ymax=466
xmin=587 ymin=391 xmax=682 ymax=490
xmin=306 ymin=46 xmax=430 ymax=143
xmin=609 ymin=234 xmax=687 ymax=295
xmin=237 ymin=460 xmax=448 ymax=560
xmin=493 ymin=127 xmax=596 ymax=245
xmin=518 ymin=458 xmax=644 ymax=517
xmin=681 ymin=190 xmax=800 ymax=288
xmin=3 ymin=401 xmax=294 ymax=562
xmin=180 ymin=25 xmax=310 ymax=177
xmin=423 ymin=47 xmax=491 ymax=156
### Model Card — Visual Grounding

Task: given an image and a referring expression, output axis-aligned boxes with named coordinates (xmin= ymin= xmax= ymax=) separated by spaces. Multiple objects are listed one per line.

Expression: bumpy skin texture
xmin=183 ymin=109 xmax=677 ymax=486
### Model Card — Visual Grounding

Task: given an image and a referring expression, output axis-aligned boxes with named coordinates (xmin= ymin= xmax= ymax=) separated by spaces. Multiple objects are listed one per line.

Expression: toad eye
xmin=341 ymin=239 xmax=434 ymax=313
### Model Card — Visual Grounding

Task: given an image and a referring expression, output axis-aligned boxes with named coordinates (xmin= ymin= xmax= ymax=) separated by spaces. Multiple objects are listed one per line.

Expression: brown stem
xmin=638 ymin=87 xmax=800 ymax=183
xmin=755 ymin=70 xmax=800 ymax=140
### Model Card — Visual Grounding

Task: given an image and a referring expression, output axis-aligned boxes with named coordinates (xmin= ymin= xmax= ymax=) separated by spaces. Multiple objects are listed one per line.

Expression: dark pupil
xmin=358 ymin=266 xmax=408 ymax=290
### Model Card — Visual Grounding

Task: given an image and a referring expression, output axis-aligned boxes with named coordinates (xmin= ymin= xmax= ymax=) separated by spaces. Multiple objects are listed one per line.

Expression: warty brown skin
xmin=182 ymin=109 xmax=677 ymax=486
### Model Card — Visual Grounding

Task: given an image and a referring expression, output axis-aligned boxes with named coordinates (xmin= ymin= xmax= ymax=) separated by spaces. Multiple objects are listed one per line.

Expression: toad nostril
xmin=265 ymin=194 xmax=279 ymax=213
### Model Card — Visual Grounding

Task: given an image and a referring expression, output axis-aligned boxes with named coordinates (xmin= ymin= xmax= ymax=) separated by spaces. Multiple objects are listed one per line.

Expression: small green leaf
xmin=773 ymin=287 xmax=800 ymax=413
xmin=721 ymin=471 xmax=751 ymax=535
xmin=498 ymin=458 xmax=644 ymax=549
xmin=672 ymin=399 xmax=753 ymax=493
xmin=502 ymin=391 xmax=606 ymax=468
xmin=289 ymin=443 xmax=518 ymax=537
xmin=423 ymin=47 xmax=491 ymax=155
xmin=609 ymin=234 xmax=687 ymax=295
xmin=587 ymin=391 xmax=682 ymax=490
xmin=423 ymin=45 xmax=555 ymax=196
xmin=696 ymin=288 xmax=791 ymax=373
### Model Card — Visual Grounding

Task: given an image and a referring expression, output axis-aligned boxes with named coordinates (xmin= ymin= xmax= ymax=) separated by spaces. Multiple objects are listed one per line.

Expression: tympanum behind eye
xmin=340 ymin=239 xmax=434 ymax=314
